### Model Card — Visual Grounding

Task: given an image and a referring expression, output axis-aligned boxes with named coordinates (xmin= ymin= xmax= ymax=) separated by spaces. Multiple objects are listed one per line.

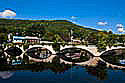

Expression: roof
xmin=13 ymin=36 xmax=39 ymax=40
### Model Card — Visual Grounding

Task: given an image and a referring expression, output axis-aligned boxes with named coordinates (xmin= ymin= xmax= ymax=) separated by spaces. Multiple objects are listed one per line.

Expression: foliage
xmin=1 ymin=18 xmax=125 ymax=51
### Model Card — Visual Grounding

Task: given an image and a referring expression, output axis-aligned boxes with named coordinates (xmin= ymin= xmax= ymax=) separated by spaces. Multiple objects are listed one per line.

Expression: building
xmin=13 ymin=36 xmax=40 ymax=44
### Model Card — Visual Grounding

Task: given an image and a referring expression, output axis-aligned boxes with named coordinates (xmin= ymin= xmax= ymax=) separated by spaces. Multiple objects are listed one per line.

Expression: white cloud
xmin=71 ymin=16 xmax=77 ymax=19
xmin=97 ymin=22 xmax=108 ymax=26
xmin=0 ymin=10 xmax=16 ymax=17
xmin=117 ymin=27 xmax=124 ymax=32
xmin=116 ymin=24 xmax=124 ymax=28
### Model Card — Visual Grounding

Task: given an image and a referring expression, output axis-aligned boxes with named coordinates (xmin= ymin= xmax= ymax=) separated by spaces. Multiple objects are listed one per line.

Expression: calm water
xmin=0 ymin=65 xmax=125 ymax=83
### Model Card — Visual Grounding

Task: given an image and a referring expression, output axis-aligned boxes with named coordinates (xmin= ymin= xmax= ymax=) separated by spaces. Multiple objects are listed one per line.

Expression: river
xmin=0 ymin=64 xmax=125 ymax=83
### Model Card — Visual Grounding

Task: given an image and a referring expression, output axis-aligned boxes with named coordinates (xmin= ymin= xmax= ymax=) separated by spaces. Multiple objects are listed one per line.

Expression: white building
xmin=13 ymin=36 xmax=39 ymax=43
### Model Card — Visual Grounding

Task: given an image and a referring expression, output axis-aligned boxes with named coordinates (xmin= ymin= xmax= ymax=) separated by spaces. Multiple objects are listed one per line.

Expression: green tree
xmin=96 ymin=32 xmax=108 ymax=52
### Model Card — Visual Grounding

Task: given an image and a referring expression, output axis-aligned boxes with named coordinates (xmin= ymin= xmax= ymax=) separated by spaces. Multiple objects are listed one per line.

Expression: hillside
xmin=0 ymin=18 xmax=110 ymax=43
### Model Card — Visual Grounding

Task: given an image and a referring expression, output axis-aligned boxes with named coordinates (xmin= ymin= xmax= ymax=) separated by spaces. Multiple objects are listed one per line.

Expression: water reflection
xmin=0 ymin=61 xmax=109 ymax=81
xmin=85 ymin=61 xmax=108 ymax=80
xmin=0 ymin=71 xmax=14 ymax=79
xmin=0 ymin=63 xmax=72 ymax=74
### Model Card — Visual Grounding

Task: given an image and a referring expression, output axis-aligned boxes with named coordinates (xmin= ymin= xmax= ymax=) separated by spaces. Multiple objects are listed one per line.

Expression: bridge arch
xmin=99 ymin=47 xmax=125 ymax=69
xmin=4 ymin=45 xmax=24 ymax=57
xmin=22 ymin=45 xmax=56 ymax=62
xmin=99 ymin=46 xmax=125 ymax=56
xmin=59 ymin=45 xmax=96 ymax=64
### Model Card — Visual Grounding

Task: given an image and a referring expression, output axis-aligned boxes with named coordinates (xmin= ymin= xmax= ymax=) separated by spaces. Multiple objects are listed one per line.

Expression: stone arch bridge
xmin=4 ymin=44 xmax=125 ymax=69
xmin=16 ymin=44 xmax=125 ymax=56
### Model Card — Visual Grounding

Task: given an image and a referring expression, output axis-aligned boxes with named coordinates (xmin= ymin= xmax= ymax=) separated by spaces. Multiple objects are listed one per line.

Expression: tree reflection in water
xmin=30 ymin=63 xmax=72 ymax=74
xmin=0 ymin=53 xmax=7 ymax=65
xmin=0 ymin=60 xmax=110 ymax=80
xmin=0 ymin=62 xmax=72 ymax=74
xmin=85 ymin=60 xmax=108 ymax=80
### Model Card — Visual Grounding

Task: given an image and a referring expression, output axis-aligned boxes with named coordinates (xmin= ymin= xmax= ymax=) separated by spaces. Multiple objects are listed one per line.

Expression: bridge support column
xmin=87 ymin=47 xmax=100 ymax=56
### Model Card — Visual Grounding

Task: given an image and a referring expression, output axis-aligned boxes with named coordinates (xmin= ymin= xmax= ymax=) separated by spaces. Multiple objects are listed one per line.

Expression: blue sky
xmin=0 ymin=0 xmax=125 ymax=33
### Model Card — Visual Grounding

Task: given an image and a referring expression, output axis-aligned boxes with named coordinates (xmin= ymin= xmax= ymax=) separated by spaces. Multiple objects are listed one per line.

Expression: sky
xmin=0 ymin=0 xmax=125 ymax=34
